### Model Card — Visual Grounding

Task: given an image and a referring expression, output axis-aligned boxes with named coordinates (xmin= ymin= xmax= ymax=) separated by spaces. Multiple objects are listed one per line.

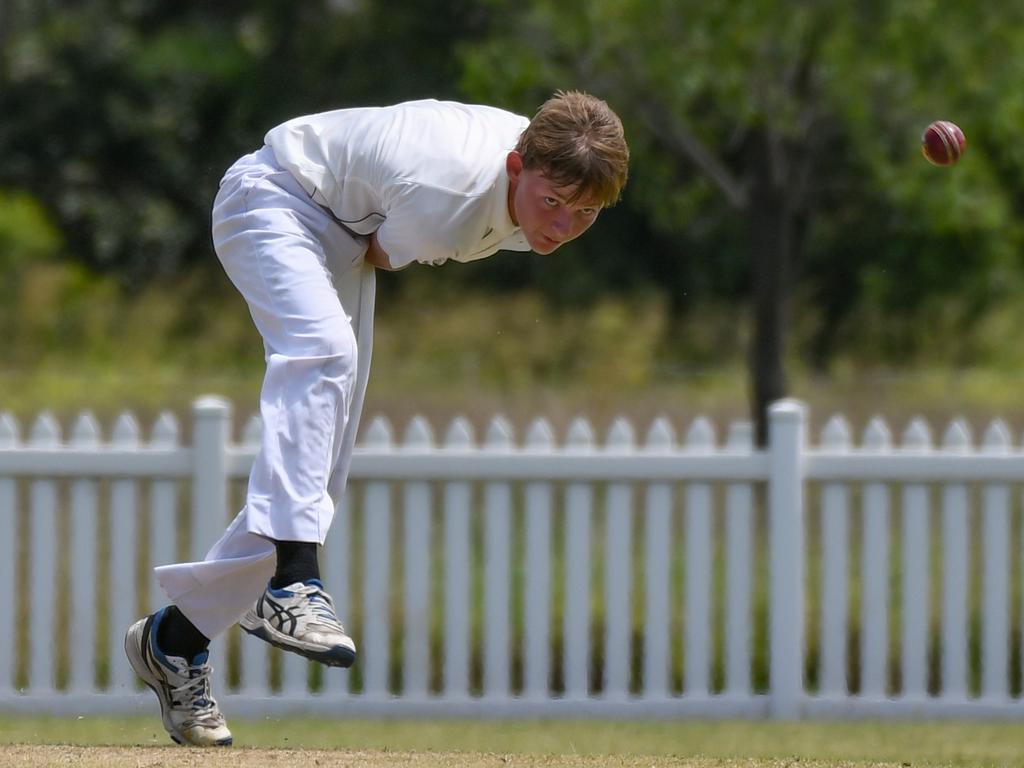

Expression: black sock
xmin=156 ymin=605 xmax=210 ymax=661
xmin=270 ymin=540 xmax=320 ymax=589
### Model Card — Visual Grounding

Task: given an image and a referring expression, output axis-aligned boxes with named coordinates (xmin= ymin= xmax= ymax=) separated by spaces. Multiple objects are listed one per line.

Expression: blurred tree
xmin=3 ymin=2 xmax=1024 ymax=422
xmin=460 ymin=0 xmax=1024 ymax=441
xmin=0 ymin=0 xmax=493 ymax=289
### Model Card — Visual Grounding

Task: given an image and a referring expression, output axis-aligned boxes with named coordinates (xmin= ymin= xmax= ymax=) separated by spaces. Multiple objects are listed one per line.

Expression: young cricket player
xmin=125 ymin=90 xmax=629 ymax=746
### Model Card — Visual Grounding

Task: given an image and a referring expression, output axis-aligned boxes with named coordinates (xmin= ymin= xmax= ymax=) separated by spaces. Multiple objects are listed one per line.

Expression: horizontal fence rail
xmin=2 ymin=397 xmax=1024 ymax=719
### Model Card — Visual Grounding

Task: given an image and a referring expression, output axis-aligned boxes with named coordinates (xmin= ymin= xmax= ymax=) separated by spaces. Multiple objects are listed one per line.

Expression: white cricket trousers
xmin=155 ymin=146 xmax=376 ymax=639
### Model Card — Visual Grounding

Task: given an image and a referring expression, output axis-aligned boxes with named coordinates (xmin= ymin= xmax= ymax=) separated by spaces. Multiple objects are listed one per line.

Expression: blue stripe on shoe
xmin=267 ymin=578 xmax=324 ymax=598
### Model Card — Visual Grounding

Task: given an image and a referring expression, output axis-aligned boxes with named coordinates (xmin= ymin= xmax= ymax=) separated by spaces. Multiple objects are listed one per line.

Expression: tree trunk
xmin=747 ymin=142 xmax=794 ymax=446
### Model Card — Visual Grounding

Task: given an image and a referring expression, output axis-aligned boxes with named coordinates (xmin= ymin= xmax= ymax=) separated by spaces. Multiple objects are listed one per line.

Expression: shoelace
xmin=172 ymin=664 xmax=224 ymax=726
xmin=306 ymin=588 xmax=345 ymax=631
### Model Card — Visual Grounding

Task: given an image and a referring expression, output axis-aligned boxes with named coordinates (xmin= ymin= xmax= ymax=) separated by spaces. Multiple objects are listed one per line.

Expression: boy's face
xmin=506 ymin=151 xmax=601 ymax=255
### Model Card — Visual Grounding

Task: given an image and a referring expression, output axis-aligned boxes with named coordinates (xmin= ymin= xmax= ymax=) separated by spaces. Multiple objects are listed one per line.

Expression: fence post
xmin=0 ymin=413 xmax=19 ymax=696
xmin=768 ymin=399 xmax=806 ymax=719
xmin=191 ymin=396 xmax=232 ymax=561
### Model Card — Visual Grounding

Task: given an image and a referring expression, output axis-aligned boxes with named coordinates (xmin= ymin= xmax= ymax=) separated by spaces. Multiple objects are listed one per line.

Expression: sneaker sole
xmin=239 ymin=613 xmax=357 ymax=668
xmin=124 ymin=617 xmax=233 ymax=747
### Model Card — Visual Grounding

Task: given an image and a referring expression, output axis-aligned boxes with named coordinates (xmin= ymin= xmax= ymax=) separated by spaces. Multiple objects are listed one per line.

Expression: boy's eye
xmin=544 ymin=197 xmax=558 ymax=206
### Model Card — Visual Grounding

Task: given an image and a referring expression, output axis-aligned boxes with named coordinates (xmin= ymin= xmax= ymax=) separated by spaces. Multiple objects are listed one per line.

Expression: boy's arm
xmin=365 ymin=233 xmax=408 ymax=271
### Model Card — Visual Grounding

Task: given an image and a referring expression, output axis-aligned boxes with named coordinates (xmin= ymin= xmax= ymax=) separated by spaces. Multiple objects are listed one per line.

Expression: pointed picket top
xmin=724 ymin=420 xmax=753 ymax=453
xmin=0 ymin=412 xmax=20 ymax=447
xmin=941 ymin=418 xmax=972 ymax=453
xmin=900 ymin=417 xmax=932 ymax=451
xmin=403 ymin=415 xmax=435 ymax=449
xmin=30 ymin=411 xmax=61 ymax=446
xmin=112 ymin=411 xmax=141 ymax=447
xmin=484 ymin=415 xmax=514 ymax=451
xmin=682 ymin=416 xmax=715 ymax=453
xmin=820 ymin=415 xmax=851 ymax=452
xmin=982 ymin=419 xmax=1011 ymax=454
xmin=524 ymin=418 xmax=555 ymax=453
xmin=240 ymin=414 xmax=262 ymax=447
xmin=70 ymin=411 xmax=101 ymax=447
xmin=364 ymin=416 xmax=394 ymax=449
xmin=606 ymin=417 xmax=635 ymax=451
xmin=151 ymin=411 xmax=180 ymax=448
xmin=565 ymin=417 xmax=595 ymax=452
xmin=862 ymin=416 xmax=892 ymax=451
xmin=443 ymin=416 xmax=474 ymax=449
xmin=644 ymin=417 xmax=676 ymax=453
xmin=71 ymin=411 xmax=101 ymax=443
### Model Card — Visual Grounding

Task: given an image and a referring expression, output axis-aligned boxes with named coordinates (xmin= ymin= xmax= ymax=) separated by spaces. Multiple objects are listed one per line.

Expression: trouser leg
xmin=155 ymin=147 xmax=372 ymax=639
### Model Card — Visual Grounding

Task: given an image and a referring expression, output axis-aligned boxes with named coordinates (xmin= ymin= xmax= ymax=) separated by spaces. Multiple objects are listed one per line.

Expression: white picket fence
xmin=2 ymin=396 xmax=1024 ymax=720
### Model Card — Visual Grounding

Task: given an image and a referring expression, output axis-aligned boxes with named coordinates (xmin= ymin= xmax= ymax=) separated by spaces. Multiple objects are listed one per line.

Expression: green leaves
xmin=460 ymin=0 xmax=1024 ymax=368
xmin=3 ymin=0 xmax=1024 ymax=372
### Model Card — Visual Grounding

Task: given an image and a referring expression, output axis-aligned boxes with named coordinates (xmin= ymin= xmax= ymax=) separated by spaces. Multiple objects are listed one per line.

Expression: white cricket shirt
xmin=265 ymin=99 xmax=531 ymax=269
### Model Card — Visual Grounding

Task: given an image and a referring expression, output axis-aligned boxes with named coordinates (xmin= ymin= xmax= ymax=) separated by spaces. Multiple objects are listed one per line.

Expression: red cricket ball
xmin=921 ymin=120 xmax=966 ymax=166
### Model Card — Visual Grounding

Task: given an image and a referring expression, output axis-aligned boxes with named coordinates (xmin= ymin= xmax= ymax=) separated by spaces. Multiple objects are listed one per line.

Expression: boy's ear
xmin=506 ymin=150 xmax=524 ymax=181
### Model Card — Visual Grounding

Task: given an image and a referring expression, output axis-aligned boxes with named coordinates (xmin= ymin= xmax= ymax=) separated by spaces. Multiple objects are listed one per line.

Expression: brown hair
xmin=515 ymin=90 xmax=629 ymax=207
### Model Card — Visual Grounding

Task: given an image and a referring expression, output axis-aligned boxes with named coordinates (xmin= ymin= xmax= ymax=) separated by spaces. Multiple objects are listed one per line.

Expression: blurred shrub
xmin=371 ymin=283 xmax=669 ymax=398
xmin=0 ymin=189 xmax=62 ymax=267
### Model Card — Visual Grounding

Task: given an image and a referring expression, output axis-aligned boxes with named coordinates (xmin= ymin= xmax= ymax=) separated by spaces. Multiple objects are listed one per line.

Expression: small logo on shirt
xmin=481 ymin=227 xmax=494 ymax=240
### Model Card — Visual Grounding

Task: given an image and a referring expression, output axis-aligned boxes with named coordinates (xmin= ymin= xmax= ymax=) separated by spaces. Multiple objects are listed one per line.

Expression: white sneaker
xmin=124 ymin=610 xmax=233 ymax=747
xmin=240 ymin=579 xmax=356 ymax=667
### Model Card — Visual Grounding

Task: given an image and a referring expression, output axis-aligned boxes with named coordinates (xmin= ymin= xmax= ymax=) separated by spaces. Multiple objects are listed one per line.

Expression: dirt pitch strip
xmin=0 ymin=747 xmax=909 ymax=768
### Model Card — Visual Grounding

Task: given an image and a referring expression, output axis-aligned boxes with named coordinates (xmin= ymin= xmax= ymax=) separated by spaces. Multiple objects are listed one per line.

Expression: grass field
xmin=2 ymin=717 xmax=1024 ymax=767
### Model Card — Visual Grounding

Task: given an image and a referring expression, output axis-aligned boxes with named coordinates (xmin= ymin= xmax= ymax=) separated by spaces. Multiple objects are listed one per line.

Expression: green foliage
xmin=372 ymin=284 xmax=668 ymax=396
xmin=460 ymin=0 xmax=1024 ymax=370
xmin=0 ymin=190 xmax=93 ymax=365
xmin=4 ymin=2 xmax=1024 ymax=383
xmin=0 ymin=0 xmax=490 ymax=288
xmin=0 ymin=190 xmax=61 ymax=267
